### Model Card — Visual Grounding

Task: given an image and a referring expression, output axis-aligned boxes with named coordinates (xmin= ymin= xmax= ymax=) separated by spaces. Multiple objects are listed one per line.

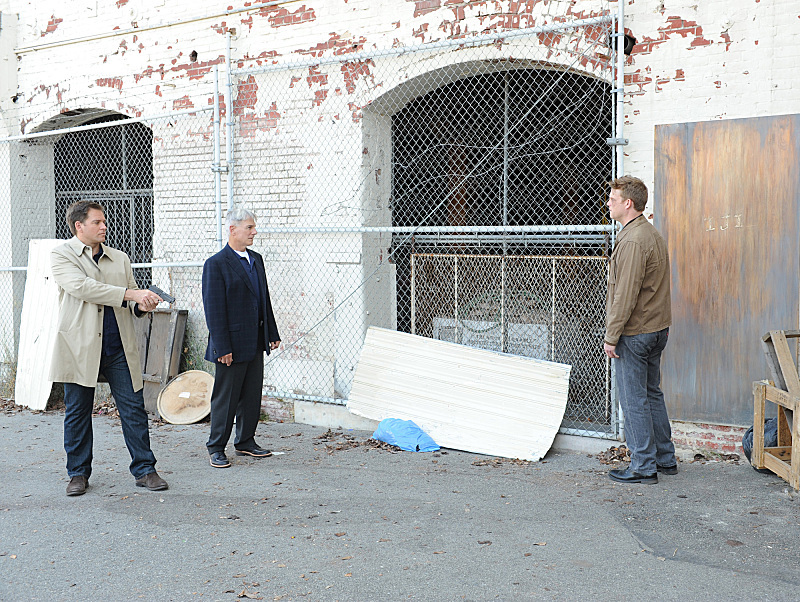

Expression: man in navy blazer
xmin=202 ymin=208 xmax=281 ymax=468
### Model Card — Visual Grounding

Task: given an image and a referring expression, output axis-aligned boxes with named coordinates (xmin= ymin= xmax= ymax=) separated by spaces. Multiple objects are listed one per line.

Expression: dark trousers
xmin=615 ymin=328 xmax=676 ymax=474
xmin=63 ymin=351 xmax=157 ymax=479
xmin=206 ymin=352 xmax=264 ymax=453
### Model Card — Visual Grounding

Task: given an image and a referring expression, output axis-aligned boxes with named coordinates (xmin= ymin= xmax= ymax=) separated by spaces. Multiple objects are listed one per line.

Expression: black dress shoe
xmin=66 ymin=475 xmax=88 ymax=496
xmin=609 ymin=468 xmax=658 ymax=484
xmin=135 ymin=472 xmax=169 ymax=491
xmin=657 ymin=464 xmax=678 ymax=475
xmin=210 ymin=451 xmax=231 ymax=468
xmin=235 ymin=444 xmax=272 ymax=458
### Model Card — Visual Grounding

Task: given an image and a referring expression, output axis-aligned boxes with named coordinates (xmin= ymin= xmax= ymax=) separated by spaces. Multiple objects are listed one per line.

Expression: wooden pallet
xmin=752 ymin=330 xmax=800 ymax=490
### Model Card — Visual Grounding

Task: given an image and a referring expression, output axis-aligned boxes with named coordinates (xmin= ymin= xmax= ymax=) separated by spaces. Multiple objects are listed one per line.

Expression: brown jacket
xmin=49 ymin=237 xmax=144 ymax=390
xmin=605 ymin=215 xmax=672 ymax=346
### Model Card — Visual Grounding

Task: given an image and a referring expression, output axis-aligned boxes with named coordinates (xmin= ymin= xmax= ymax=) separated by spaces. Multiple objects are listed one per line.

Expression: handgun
xmin=148 ymin=285 xmax=176 ymax=304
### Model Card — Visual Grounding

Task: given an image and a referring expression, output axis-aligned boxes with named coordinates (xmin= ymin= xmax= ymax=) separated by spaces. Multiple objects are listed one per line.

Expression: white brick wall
xmin=1 ymin=0 xmax=799 ymax=421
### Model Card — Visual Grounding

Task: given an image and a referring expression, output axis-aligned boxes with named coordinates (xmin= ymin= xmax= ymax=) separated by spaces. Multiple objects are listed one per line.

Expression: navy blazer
xmin=202 ymin=244 xmax=280 ymax=363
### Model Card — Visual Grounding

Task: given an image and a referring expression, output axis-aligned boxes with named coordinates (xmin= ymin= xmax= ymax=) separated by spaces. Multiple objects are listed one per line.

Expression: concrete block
xmin=294 ymin=399 xmax=379 ymax=432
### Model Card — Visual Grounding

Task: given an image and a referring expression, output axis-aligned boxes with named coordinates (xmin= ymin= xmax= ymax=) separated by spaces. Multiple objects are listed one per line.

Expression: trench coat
xmin=49 ymin=237 xmax=144 ymax=391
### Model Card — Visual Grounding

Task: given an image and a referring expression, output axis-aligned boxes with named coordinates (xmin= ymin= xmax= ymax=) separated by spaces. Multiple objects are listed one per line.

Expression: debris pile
xmin=312 ymin=428 xmax=402 ymax=454
xmin=472 ymin=457 xmax=533 ymax=467
xmin=596 ymin=445 xmax=631 ymax=465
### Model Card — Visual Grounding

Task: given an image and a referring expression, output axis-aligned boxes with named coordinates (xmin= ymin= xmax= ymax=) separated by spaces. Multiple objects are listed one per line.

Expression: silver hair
xmin=226 ymin=207 xmax=257 ymax=229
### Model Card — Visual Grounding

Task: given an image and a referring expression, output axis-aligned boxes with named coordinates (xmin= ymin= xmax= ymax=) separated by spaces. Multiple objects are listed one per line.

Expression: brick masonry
xmin=671 ymin=420 xmax=748 ymax=458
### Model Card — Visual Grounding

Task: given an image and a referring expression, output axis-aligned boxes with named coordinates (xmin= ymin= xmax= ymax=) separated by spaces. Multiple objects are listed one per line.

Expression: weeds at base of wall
xmin=0 ymin=361 xmax=15 ymax=400
xmin=180 ymin=321 xmax=213 ymax=375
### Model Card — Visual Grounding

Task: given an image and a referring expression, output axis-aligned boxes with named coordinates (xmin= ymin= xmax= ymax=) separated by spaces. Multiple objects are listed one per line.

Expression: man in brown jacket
xmin=50 ymin=201 xmax=168 ymax=496
xmin=603 ymin=176 xmax=678 ymax=484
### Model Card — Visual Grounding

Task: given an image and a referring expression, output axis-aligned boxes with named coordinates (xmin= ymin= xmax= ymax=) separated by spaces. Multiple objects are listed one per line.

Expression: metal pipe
xmin=410 ymin=254 xmax=416 ymax=335
xmin=616 ymin=1 xmax=625 ymax=178
xmin=213 ymin=65 xmax=223 ymax=250
xmin=501 ymin=72 xmax=509 ymax=353
xmin=614 ymin=0 xmax=625 ymax=441
xmin=258 ymin=225 xmax=615 ymax=234
xmin=233 ymin=16 xmax=614 ymax=76
xmin=225 ymin=31 xmax=235 ymax=209
xmin=14 ymin=0 xmax=293 ymax=54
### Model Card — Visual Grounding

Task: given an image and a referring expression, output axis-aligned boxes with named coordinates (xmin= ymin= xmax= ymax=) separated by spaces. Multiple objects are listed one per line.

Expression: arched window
xmin=54 ymin=114 xmax=154 ymax=287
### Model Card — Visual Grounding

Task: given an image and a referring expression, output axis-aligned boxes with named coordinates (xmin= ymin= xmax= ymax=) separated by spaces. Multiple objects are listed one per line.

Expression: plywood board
xmin=347 ymin=327 xmax=571 ymax=461
xmin=15 ymin=239 xmax=63 ymax=410
xmin=655 ymin=115 xmax=800 ymax=425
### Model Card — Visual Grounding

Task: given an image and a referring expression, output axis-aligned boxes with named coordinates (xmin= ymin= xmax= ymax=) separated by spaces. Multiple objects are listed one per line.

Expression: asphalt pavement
xmin=1 ymin=408 xmax=799 ymax=601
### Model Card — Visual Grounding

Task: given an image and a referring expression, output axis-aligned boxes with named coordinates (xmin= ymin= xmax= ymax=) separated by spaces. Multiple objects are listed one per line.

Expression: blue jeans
xmin=615 ymin=329 xmax=676 ymax=475
xmin=63 ymin=351 xmax=157 ymax=479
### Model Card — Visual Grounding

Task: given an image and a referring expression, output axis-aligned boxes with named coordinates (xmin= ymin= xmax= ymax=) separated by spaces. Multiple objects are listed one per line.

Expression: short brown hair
xmin=65 ymin=200 xmax=104 ymax=236
xmin=609 ymin=176 xmax=648 ymax=212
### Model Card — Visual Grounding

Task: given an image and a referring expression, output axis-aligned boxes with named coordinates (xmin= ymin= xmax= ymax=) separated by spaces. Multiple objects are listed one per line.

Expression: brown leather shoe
xmin=66 ymin=475 xmax=88 ymax=496
xmin=135 ymin=472 xmax=169 ymax=491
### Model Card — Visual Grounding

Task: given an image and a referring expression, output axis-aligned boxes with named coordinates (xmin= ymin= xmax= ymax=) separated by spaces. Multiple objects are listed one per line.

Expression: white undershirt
xmin=234 ymin=249 xmax=250 ymax=264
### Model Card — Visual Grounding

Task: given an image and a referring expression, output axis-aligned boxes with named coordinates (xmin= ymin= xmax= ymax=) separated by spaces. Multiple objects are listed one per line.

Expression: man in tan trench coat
xmin=50 ymin=200 xmax=169 ymax=496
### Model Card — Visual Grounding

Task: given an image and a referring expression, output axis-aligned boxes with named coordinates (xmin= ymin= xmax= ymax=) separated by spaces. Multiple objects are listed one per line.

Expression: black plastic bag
xmin=742 ymin=417 xmax=779 ymax=474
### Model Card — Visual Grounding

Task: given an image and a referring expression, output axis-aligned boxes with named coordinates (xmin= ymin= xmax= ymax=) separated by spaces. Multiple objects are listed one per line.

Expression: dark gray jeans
xmin=615 ymin=328 xmax=676 ymax=475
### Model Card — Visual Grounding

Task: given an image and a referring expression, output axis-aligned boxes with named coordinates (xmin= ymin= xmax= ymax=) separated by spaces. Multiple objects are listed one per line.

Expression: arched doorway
xmin=389 ymin=66 xmax=613 ymax=433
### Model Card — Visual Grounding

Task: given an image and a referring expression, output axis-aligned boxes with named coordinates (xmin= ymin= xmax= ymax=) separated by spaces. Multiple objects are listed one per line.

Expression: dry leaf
xmin=335 ymin=532 xmax=346 ymax=537
xmin=433 ymin=551 xmax=445 ymax=554
xmin=533 ymin=542 xmax=546 ymax=546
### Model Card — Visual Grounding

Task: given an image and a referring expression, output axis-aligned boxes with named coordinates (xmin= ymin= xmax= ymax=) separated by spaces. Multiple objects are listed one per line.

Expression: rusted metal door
xmin=655 ymin=115 xmax=800 ymax=425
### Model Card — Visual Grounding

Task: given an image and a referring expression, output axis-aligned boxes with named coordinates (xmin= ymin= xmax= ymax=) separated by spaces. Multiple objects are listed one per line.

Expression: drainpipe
xmin=213 ymin=65 xmax=223 ymax=250
xmin=225 ymin=31 xmax=235 ymax=209
xmin=615 ymin=0 xmax=626 ymax=178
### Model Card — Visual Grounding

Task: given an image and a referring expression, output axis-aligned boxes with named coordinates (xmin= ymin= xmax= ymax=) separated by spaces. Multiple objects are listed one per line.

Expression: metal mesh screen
xmin=230 ymin=16 xmax=617 ymax=435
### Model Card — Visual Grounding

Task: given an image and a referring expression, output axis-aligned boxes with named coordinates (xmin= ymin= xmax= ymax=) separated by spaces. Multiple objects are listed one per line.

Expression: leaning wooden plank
xmin=769 ymin=331 xmax=800 ymax=396
xmin=347 ymin=327 xmax=571 ymax=461
xmin=752 ymin=381 xmax=767 ymax=469
xmin=15 ymin=240 xmax=63 ymax=410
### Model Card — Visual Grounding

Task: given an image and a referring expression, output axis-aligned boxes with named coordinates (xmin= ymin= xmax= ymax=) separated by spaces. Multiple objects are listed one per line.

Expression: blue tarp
xmin=372 ymin=418 xmax=440 ymax=452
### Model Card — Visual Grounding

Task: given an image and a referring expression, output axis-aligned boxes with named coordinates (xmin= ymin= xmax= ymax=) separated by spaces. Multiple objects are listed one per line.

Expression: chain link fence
xmin=1 ymin=7 xmax=620 ymax=437
xmin=0 ymin=105 xmax=217 ymax=398
xmin=230 ymin=13 xmax=618 ymax=436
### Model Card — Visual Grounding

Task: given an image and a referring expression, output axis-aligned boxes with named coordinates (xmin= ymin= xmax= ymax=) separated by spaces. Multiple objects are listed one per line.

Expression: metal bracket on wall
xmin=606 ymin=137 xmax=629 ymax=146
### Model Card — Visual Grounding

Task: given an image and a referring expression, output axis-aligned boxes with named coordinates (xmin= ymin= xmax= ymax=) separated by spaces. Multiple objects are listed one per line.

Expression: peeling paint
xmin=408 ymin=0 xmax=440 ymax=18
xmin=634 ymin=16 xmax=714 ymax=55
xmin=41 ymin=15 xmax=63 ymax=37
xmin=296 ymin=33 xmax=366 ymax=58
xmin=173 ymin=95 xmax=194 ymax=110
xmin=341 ymin=60 xmax=375 ymax=94
xmin=96 ymin=77 xmax=124 ymax=92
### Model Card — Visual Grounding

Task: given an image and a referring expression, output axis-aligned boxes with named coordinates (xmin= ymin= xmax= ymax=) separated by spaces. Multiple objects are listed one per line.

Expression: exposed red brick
xmin=255 ymin=4 xmax=317 ymax=28
xmin=306 ymin=65 xmax=328 ymax=88
xmin=341 ymin=60 xmax=375 ymax=94
xmin=313 ymin=89 xmax=328 ymax=107
xmin=172 ymin=95 xmax=194 ymax=110
xmin=41 ymin=15 xmax=63 ymax=37
xmin=116 ymin=0 xmax=129 ymax=7
xmin=408 ymin=0 xmax=440 ymax=18
xmin=634 ymin=16 xmax=714 ymax=56
xmin=95 ymin=77 xmax=124 ymax=92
